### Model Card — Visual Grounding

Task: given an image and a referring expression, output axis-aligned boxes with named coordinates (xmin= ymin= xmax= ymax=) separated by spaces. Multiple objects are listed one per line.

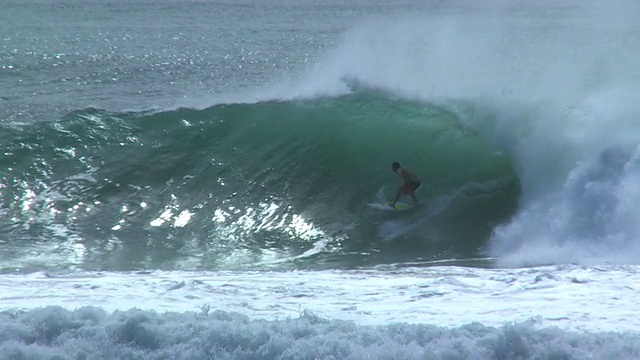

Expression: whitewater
xmin=2 ymin=0 xmax=640 ymax=358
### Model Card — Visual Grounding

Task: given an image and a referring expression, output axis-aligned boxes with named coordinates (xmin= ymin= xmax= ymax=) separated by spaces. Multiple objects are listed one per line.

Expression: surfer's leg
xmin=409 ymin=182 xmax=419 ymax=203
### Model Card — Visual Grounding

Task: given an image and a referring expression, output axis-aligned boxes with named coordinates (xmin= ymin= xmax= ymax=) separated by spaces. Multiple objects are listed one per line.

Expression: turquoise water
xmin=0 ymin=94 xmax=519 ymax=271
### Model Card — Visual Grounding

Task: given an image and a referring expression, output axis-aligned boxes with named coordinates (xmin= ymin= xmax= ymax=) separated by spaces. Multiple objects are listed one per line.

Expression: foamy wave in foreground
xmin=1 ymin=306 xmax=638 ymax=360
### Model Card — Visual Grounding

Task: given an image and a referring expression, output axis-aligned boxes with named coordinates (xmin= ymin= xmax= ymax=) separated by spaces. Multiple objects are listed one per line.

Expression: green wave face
xmin=0 ymin=92 xmax=519 ymax=272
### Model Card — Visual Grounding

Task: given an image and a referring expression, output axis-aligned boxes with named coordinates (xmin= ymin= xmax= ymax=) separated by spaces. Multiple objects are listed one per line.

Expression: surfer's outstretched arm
xmin=390 ymin=188 xmax=402 ymax=208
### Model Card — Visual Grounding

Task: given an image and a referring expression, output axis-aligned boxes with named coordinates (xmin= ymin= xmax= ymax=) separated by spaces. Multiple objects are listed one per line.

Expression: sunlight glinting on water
xmin=174 ymin=210 xmax=193 ymax=228
xmin=146 ymin=194 xmax=194 ymax=228
xmin=20 ymin=186 xmax=36 ymax=212
xmin=205 ymin=199 xmax=332 ymax=265
xmin=150 ymin=208 xmax=173 ymax=227
xmin=211 ymin=200 xmax=326 ymax=241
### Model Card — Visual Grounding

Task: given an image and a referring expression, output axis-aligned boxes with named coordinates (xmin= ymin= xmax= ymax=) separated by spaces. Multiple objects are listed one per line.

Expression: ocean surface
xmin=2 ymin=0 xmax=640 ymax=358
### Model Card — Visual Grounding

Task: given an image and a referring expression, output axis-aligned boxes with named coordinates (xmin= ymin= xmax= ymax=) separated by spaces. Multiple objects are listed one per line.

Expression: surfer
xmin=390 ymin=162 xmax=421 ymax=208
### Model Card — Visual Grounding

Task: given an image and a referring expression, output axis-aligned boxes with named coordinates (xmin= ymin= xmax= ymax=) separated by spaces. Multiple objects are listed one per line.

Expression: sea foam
xmin=1 ymin=306 xmax=639 ymax=360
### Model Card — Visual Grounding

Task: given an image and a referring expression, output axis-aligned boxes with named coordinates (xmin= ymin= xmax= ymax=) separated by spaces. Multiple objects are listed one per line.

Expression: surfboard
xmin=370 ymin=187 xmax=417 ymax=211
xmin=368 ymin=202 xmax=414 ymax=211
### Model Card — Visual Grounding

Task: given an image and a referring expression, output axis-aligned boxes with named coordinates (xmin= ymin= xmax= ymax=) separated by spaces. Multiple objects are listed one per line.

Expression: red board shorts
xmin=401 ymin=181 xmax=421 ymax=194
